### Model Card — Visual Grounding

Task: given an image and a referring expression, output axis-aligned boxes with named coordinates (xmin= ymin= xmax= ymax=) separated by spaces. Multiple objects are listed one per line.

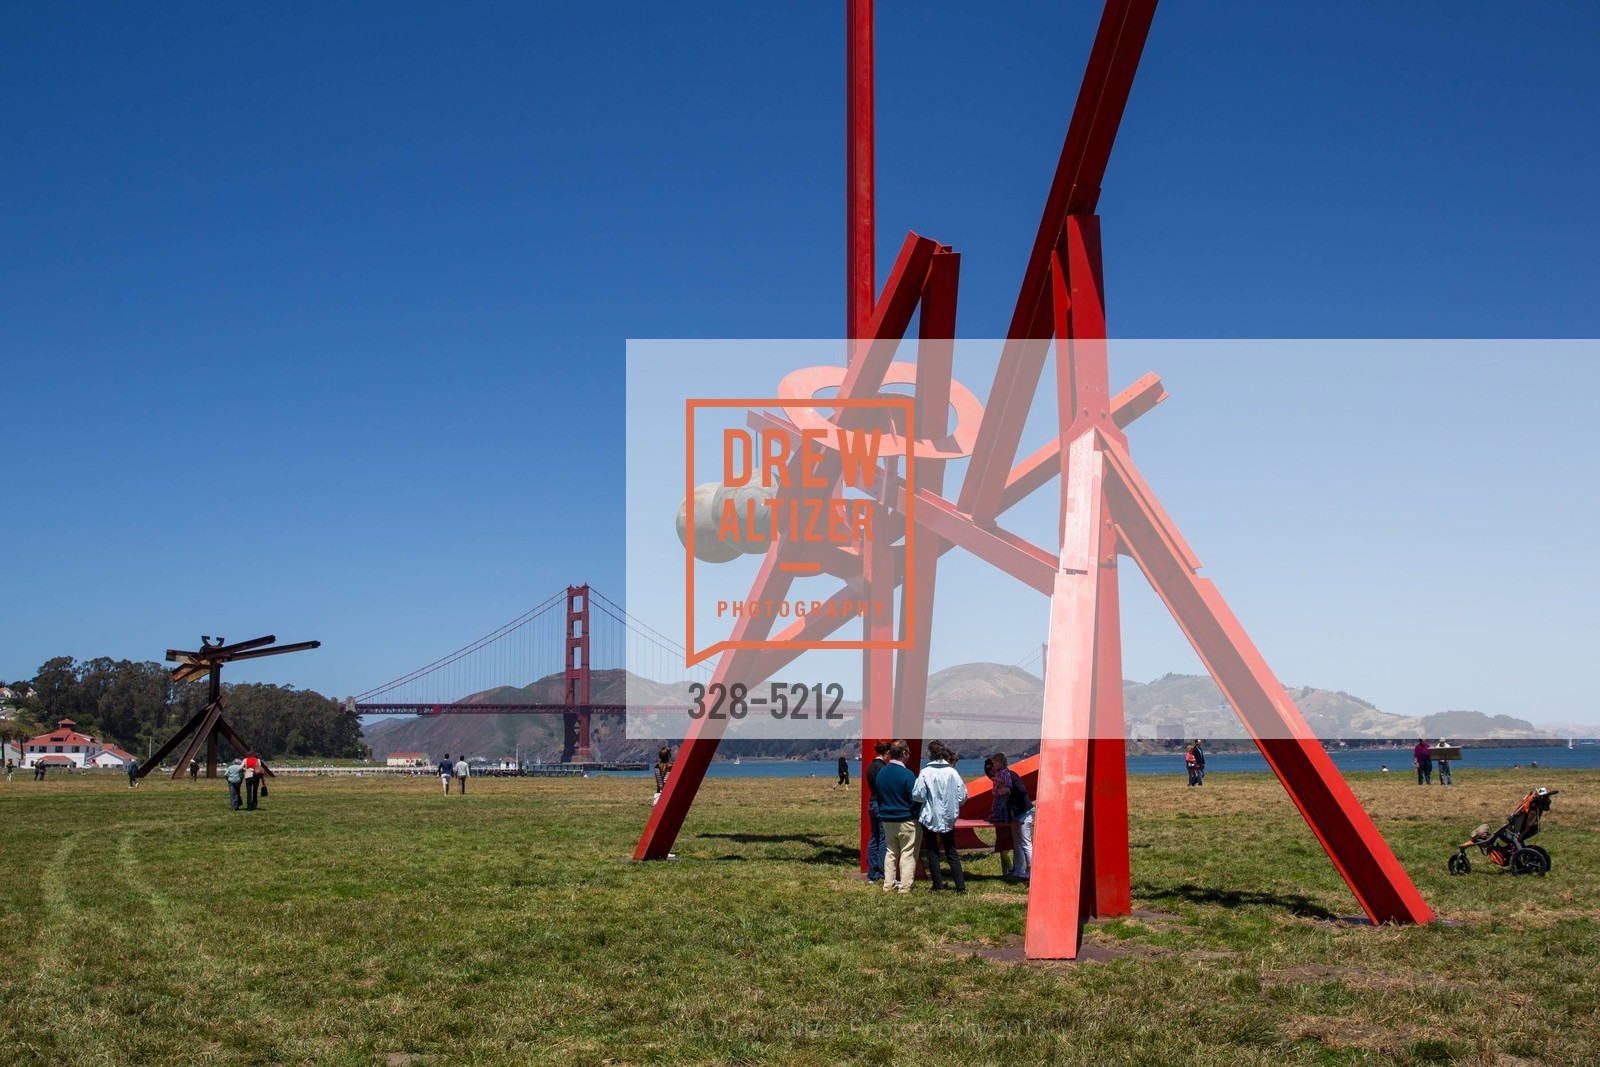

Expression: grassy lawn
xmin=1 ymin=766 xmax=1596 ymax=1066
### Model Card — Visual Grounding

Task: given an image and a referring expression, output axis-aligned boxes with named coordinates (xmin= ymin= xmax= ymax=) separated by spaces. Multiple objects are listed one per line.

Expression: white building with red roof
xmin=21 ymin=719 xmax=114 ymax=769
xmin=90 ymin=746 xmax=139 ymax=769
xmin=386 ymin=751 xmax=429 ymax=767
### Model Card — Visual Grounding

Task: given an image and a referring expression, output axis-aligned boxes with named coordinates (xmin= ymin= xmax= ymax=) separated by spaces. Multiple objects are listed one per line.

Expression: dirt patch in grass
xmin=1264 ymin=962 xmax=1419 ymax=992
xmin=939 ymin=935 xmax=1170 ymax=965
xmin=1287 ymin=1014 xmax=1413 ymax=1054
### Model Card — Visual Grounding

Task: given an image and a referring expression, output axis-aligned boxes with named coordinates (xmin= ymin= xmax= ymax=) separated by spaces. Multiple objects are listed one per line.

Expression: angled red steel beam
xmin=1101 ymin=435 xmax=1434 ymax=925
xmin=959 ymin=0 xmax=1161 ymax=522
xmin=1000 ymin=371 xmax=1165 ymax=512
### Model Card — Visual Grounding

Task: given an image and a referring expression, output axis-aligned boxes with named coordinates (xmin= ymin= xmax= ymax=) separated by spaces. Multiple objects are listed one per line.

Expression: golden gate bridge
xmin=349 ymin=584 xmax=1049 ymax=763
xmin=349 ymin=585 xmax=710 ymax=762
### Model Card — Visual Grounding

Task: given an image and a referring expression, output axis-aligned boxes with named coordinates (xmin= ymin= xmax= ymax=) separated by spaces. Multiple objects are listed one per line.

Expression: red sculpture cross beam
xmin=637 ymin=0 xmax=1434 ymax=959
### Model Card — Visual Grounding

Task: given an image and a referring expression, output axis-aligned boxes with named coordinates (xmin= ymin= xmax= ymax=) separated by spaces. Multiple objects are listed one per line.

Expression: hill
xmin=360 ymin=664 xmax=1557 ymax=761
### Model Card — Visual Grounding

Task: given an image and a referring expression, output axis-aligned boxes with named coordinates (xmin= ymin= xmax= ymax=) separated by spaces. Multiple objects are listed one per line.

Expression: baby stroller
xmin=1447 ymin=787 xmax=1558 ymax=877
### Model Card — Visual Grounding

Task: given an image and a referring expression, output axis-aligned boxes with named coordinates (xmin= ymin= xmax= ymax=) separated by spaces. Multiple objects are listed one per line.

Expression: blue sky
xmin=3 ymin=2 xmax=1598 ymax=722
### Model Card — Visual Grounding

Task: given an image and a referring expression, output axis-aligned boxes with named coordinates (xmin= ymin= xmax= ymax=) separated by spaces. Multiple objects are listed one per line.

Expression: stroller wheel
xmin=1511 ymin=848 xmax=1549 ymax=877
xmin=1529 ymin=845 xmax=1552 ymax=874
xmin=1447 ymin=852 xmax=1470 ymax=876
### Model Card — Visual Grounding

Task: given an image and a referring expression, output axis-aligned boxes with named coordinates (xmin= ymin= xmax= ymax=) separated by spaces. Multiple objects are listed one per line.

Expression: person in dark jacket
xmin=864 ymin=741 xmax=890 ymax=882
xmin=837 ymin=754 xmax=850 ymax=786
xmin=1192 ymin=740 xmax=1206 ymax=786
xmin=1413 ymin=738 xmax=1432 ymax=786
xmin=990 ymin=753 xmax=1032 ymax=882
xmin=653 ymin=746 xmax=673 ymax=804
xmin=875 ymin=741 xmax=919 ymax=893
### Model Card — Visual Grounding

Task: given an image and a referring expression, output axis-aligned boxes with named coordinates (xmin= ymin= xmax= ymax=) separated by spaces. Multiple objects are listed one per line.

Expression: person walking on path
xmin=127 ymin=758 xmax=139 ymax=788
xmin=1192 ymin=740 xmax=1206 ymax=785
xmin=990 ymin=753 xmax=1033 ymax=882
xmin=5 ymin=758 xmax=13 ymax=783
xmin=242 ymin=751 xmax=264 ymax=810
xmin=653 ymin=747 xmax=674 ymax=805
xmin=188 ymin=759 xmax=199 ymax=780
xmin=864 ymin=741 xmax=890 ymax=883
xmin=837 ymin=754 xmax=850 ymax=786
xmin=454 ymin=755 xmax=470 ymax=794
xmin=912 ymin=741 xmax=968 ymax=893
xmin=438 ymin=754 xmax=454 ymax=795
xmin=1436 ymin=739 xmax=1453 ymax=786
xmin=1184 ymin=745 xmax=1198 ymax=787
xmin=224 ymin=758 xmax=244 ymax=810
xmin=1413 ymin=738 xmax=1433 ymax=786
xmin=875 ymin=741 xmax=919 ymax=893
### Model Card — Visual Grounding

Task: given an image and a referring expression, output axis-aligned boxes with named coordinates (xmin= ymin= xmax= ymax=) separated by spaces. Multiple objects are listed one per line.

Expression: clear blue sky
xmin=4 ymin=2 xmax=1598 ymax=723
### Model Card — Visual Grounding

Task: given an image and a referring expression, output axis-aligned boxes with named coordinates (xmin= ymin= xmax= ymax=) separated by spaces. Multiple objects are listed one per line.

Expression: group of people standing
xmin=864 ymin=740 xmax=1033 ymax=893
xmin=223 ymin=753 xmax=267 ymax=810
xmin=438 ymin=754 xmax=471 ymax=793
xmin=1412 ymin=738 xmax=1453 ymax=785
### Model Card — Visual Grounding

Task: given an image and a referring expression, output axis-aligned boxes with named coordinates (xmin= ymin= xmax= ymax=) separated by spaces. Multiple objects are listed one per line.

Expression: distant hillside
xmin=361 ymin=664 xmax=1557 ymax=761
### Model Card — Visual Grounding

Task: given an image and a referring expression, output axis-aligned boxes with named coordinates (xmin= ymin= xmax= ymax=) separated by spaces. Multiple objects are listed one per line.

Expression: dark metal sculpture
xmin=137 ymin=634 xmax=320 ymax=780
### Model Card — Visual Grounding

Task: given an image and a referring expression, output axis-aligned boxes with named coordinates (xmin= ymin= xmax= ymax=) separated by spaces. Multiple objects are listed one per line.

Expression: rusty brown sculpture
xmin=137 ymin=634 xmax=320 ymax=780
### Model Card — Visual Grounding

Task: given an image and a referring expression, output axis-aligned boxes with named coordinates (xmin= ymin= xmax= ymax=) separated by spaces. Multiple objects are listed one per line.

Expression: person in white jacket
xmin=912 ymin=741 xmax=969 ymax=893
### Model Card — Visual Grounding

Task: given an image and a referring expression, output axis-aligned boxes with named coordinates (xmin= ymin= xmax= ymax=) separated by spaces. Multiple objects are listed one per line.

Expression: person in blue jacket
xmin=874 ymin=740 xmax=919 ymax=893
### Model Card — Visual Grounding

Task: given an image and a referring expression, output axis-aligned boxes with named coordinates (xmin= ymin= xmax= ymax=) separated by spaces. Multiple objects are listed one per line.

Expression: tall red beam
xmin=847 ymin=0 xmax=875 ymax=340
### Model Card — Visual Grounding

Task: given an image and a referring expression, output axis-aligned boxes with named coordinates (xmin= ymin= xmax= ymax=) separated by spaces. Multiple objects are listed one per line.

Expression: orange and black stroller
xmin=1447 ymin=787 xmax=1558 ymax=877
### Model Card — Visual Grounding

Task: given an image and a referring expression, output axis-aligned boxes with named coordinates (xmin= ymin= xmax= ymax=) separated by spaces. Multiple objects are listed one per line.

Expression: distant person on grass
xmin=1184 ymin=745 xmax=1198 ymax=787
xmin=5 ymin=758 xmax=13 ymax=782
xmin=454 ymin=755 xmax=470 ymax=794
xmin=1192 ymin=740 xmax=1206 ymax=785
xmin=439 ymin=754 xmax=454 ymax=795
xmin=224 ymin=758 xmax=244 ymax=810
xmin=1413 ymin=738 xmax=1432 ymax=786
xmin=1436 ymin=739 xmax=1453 ymax=786
xmin=653 ymin=746 xmax=673 ymax=804
xmin=876 ymin=740 xmax=919 ymax=894
xmin=865 ymin=740 xmax=890 ymax=883
xmin=913 ymin=741 xmax=968 ymax=893
xmin=990 ymin=753 xmax=1033 ymax=883
xmin=242 ymin=751 xmax=264 ymax=810
xmin=127 ymin=758 xmax=139 ymax=788
xmin=188 ymin=759 xmax=199 ymax=780
xmin=837 ymin=754 xmax=850 ymax=786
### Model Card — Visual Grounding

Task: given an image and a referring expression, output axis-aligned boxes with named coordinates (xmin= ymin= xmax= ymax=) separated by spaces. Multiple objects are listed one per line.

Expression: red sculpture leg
xmin=1086 ymin=507 xmax=1132 ymax=917
xmin=1025 ymin=431 xmax=1104 ymax=959
xmin=859 ymin=512 xmax=895 ymax=869
xmin=1103 ymin=440 xmax=1434 ymax=925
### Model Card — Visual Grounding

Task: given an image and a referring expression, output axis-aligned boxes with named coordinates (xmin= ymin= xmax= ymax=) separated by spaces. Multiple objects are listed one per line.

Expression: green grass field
xmin=1 ymin=767 xmax=1596 ymax=1066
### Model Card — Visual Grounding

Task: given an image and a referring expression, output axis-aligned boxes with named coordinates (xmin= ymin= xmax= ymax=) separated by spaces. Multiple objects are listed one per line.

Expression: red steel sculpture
xmin=638 ymin=0 xmax=1435 ymax=958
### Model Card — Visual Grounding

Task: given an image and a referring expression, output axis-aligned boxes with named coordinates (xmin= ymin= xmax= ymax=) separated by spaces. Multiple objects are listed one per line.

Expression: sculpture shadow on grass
xmin=1133 ymin=881 xmax=1340 ymax=921
xmin=696 ymin=831 xmax=856 ymax=866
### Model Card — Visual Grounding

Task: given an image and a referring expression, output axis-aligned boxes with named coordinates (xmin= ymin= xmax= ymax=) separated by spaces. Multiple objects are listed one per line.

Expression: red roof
xmin=100 ymin=746 xmax=136 ymax=760
xmin=388 ymin=752 xmax=428 ymax=758
xmin=26 ymin=729 xmax=98 ymax=747
xmin=36 ymin=755 xmax=74 ymax=765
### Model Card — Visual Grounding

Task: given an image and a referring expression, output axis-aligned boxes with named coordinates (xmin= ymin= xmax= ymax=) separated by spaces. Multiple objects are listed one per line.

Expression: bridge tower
xmin=562 ymin=584 xmax=592 ymax=763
